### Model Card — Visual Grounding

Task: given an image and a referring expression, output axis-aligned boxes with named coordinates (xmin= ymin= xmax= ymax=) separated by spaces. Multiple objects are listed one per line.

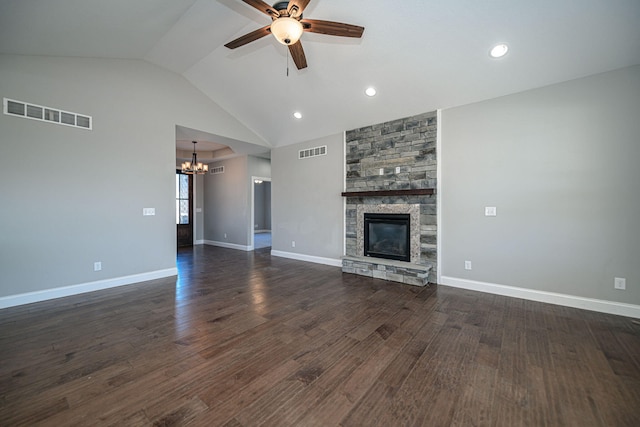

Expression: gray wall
xmin=264 ymin=183 xmax=272 ymax=230
xmin=441 ymin=65 xmax=640 ymax=305
xmin=203 ymin=156 xmax=249 ymax=246
xmin=253 ymin=181 xmax=271 ymax=231
xmin=0 ymin=54 xmax=267 ymax=299
xmin=254 ymin=182 xmax=266 ymax=231
xmin=248 ymin=155 xmax=271 ymax=234
xmin=271 ymin=133 xmax=344 ymax=260
xmin=203 ymin=155 xmax=270 ymax=247
xmin=248 ymin=156 xmax=271 ymax=182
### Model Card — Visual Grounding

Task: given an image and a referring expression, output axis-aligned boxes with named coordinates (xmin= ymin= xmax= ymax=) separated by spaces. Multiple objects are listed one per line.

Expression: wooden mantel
xmin=341 ymin=188 xmax=435 ymax=197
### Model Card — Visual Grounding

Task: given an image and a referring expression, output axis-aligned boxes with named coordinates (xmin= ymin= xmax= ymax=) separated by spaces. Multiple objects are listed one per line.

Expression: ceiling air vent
xmin=210 ymin=166 xmax=225 ymax=175
xmin=3 ymin=98 xmax=92 ymax=130
xmin=299 ymin=145 xmax=327 ymax=159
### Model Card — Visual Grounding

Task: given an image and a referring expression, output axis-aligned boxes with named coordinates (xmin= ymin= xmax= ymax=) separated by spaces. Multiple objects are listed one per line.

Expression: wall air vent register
xmin=3 ymin=98 xmax=92 ymax=130
xmin=299 ymin=145 xmax=327 ymax=159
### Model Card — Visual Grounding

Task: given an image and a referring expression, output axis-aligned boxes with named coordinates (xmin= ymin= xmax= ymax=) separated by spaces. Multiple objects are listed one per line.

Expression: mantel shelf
xmin=341 ymin=188 xmax=435 ymax=198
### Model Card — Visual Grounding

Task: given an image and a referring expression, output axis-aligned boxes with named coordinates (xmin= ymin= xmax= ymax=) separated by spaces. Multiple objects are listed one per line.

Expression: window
xmin=176 ymin=173 xmax=189 ymax=225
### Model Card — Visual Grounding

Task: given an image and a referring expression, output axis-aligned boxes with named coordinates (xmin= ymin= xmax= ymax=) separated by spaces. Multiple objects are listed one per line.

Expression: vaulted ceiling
xmin=2 ymin=0 xmax=639 ymax=151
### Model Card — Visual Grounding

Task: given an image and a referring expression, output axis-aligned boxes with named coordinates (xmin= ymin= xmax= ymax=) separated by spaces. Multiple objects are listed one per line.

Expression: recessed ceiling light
xmin=293 ymin=111 xmax=302 ymax=119
xmin=490 ymin=43 xmax=509 ymax=58
xmin=365 ymin=87 xmax=377 ymax=97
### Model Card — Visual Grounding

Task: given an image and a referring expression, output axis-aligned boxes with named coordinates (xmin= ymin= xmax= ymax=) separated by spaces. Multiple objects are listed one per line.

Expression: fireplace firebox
xmin=363 ymin=213 xmax=411 ymax=262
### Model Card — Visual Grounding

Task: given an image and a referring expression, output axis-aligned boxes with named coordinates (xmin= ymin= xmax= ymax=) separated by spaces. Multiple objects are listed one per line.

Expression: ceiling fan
xmin=225 ymin=0 xmax=365 ymax=70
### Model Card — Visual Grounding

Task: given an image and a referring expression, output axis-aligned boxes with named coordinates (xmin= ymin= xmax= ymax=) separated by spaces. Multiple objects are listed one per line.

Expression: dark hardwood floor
xmin=1 ymin=245 xmax=639 ymax=426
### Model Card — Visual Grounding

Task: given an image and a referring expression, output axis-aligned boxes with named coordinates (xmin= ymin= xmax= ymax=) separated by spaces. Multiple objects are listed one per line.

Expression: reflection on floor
xmin=254 ymin=231 xmax=271 ymax=249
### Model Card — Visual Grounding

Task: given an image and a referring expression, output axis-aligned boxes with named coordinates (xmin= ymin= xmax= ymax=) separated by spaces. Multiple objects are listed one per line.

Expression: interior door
xmin=176 ymin=171 xmax=193 ymax=247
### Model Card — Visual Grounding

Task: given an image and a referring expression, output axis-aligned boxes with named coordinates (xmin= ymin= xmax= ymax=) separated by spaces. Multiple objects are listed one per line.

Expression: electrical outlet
xmin=379 ymin=168 xmax=384 ymax=175
xmin=614 ymin=277 xmax=626 ymax=290
xmin=224 ymin=233 xmax=227 ymax=239
xmin=94 ymin=261 xmax=102 ymax=271
xmin=395 ymin=166 xmax=401 ymax=174
xmin=292 ymin=240 xmax=296 ymax=248
xmin=464 ymin=261 xmax=472 ymax=270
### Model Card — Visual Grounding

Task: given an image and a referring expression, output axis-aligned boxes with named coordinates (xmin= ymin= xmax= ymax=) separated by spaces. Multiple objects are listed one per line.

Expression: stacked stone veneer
xmin=343 ymin=111 xmax=437 ymax=285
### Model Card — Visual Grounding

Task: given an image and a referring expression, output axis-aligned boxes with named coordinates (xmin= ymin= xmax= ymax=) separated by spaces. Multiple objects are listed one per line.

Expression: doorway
xmin=176 ymin=171 xmax=193 ymax=247
xmin=252 ymin=177 xmax=271 ymax=249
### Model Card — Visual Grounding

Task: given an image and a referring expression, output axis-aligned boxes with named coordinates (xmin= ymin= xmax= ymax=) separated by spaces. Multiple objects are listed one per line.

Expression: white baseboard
xmin=440 ymin=276 xmax=640 ymax=319
xmin=195 ymin=239 xmax=205 ymax=245
xmin=0 ymin=268 xmax=178 ymax=309
xmin=203 ymin=240 xmax=252 ymax=251
xmin=271 ymin=250 xmax=342 ymax=267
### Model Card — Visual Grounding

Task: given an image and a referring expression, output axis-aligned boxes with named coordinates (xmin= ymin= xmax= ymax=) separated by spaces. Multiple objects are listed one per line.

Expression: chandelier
xmin=181 ymin=141 xmax=208 ymax=175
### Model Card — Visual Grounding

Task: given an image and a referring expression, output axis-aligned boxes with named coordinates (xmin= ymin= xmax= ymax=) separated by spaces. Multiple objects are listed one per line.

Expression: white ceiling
xmin=2 ymin=0 xmax=639 ymax=151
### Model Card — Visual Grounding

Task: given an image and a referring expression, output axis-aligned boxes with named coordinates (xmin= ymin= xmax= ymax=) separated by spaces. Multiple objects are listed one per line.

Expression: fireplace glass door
xmin=364 ymin=213 xmax=411 ymax=262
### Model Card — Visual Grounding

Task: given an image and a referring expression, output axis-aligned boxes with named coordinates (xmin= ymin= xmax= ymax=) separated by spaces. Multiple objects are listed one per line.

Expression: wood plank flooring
xmin=1 ymin=245 xmax=639 ymax=426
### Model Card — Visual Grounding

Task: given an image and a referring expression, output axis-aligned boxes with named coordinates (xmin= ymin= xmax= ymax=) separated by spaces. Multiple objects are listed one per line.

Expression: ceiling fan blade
xmin=287 ymin=0 xmax=311 ymax=17
xmin=288 ymin=42 xmax=307 ymax=70
xmin=224 ymin=25 xmax=271 ymax=49
xmin=241 ymin=0 xmax=280 ymax=17
xmin=301 ymin=19 xmax=364 ymax=38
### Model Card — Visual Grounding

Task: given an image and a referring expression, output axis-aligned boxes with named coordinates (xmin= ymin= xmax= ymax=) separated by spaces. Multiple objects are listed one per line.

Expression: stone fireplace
xmin=342 ymin=111 xmax=437 ymax=286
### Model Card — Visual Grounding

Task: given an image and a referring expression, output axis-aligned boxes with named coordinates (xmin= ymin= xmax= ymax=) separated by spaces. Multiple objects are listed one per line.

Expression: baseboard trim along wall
xmin=203 ymin=240 xmax=252 ymax=251
xmin=441 ymin=276 xmax=640 ymax=319
xmin=0 ymin=268 xmax=178 ymax=309
xmin=271 ymin=250 xmax=343 ymax=268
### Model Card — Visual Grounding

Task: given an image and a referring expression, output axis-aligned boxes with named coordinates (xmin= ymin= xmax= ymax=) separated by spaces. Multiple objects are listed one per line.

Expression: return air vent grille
xmin=299 ymin=145 xmax=327 ymax=159
xmin=210 ymin=166 xmax=225 ymax=175
xmin=3 ymin=98 xmax=92 ymax=130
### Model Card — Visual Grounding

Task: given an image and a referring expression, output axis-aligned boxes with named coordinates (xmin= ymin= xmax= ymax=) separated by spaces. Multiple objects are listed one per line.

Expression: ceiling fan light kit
xmin=270 ymin=16 xmax=303 ymax=45
xmin=225 ymin=0 xmax=365 ymax=70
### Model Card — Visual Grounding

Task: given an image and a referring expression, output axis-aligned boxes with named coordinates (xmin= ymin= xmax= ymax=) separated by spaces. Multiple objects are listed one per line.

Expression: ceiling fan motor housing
xmin=273 ymin=2 xmax=292 ymax=13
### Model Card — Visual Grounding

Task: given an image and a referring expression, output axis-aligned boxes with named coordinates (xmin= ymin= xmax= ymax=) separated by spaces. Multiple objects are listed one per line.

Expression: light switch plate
xmin=485 ymin=206 xmax=497 ymax=216
xmin=143 ymin=208 xmax=155 ymax=216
